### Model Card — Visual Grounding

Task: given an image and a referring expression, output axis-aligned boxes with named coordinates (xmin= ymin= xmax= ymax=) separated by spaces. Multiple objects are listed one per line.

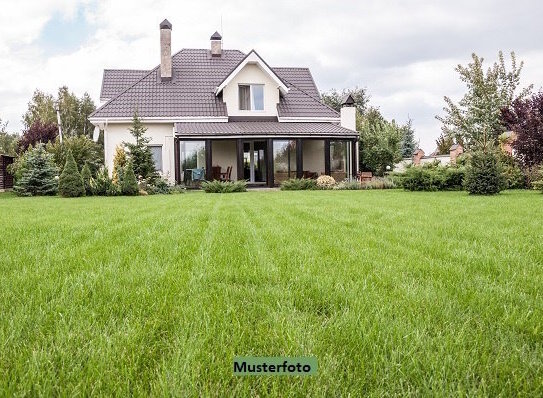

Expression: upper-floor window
xmin=239 ymin=84 xmax=264 ymax=111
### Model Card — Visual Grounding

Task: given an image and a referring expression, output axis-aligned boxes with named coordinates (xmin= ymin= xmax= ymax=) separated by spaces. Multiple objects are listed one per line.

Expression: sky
xmin=0 ymin=0 xmax=542 ymax=152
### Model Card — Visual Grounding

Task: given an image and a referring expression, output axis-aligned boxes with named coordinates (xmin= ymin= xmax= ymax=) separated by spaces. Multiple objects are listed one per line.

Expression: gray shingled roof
xmin=100 ymin=69 xmax=150 ymax=101
xmin=174 ymin=121 xmax=357 ymax=138
xmin=91 ymin=49 xmax=339 ymax=119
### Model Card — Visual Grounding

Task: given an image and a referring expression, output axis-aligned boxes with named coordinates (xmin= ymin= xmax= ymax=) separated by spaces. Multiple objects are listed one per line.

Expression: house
xmin=0 ymin=154 xmax=14 ymax=191
xmin=88 ymin=19 xmax=359 ymax=187
xmin=394 ymin=144 xmax=464 ymax=172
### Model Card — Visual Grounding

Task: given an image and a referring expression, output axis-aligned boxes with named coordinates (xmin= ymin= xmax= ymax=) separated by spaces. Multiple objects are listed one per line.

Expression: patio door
xmin=243 ymin=140 xmax=267 ymax=183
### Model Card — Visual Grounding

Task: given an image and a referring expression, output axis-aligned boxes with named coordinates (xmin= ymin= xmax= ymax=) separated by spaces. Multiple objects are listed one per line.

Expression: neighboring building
xmin=500 ymin=131 xmax=517 ymax=156
xmin=0 ymin=154 xmax=14 ymax=191
xmin=89 ymin=19 xmax=358 ymax=187
xmin=394 ymin=144 xmax=464 ymax=171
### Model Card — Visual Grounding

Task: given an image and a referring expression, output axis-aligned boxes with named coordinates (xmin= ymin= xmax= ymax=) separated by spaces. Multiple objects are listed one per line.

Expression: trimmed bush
xmin=280 ymin=178 xmax=317 ymax=191
xmin=201 ymin=180 xmax=247 ymax=193
xmin=121 ymin=161 xmax=139 ymax=196
xmin=13 ymin=144 xmax=58 ymax=196
xmin=145 ymin=177 xmax=173 ymax=194
xmin=400 ymin=166 xmax=465 ymax=191
xmin=316 ymin=175 xmax=336 ymax=189
xmin=81 ymin=163 xmax=93 ymax=196
xmin=59 ymin=150 xmax=85 ymax=197
xmin=464 ymin=151 xmax=505 ymax=195
xmin=334 ymin=177 xmax=396 ymax=190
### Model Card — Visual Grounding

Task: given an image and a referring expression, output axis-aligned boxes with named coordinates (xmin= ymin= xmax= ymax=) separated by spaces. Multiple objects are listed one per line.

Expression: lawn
xmin=1 ymin=190 xmax=542 ymax=396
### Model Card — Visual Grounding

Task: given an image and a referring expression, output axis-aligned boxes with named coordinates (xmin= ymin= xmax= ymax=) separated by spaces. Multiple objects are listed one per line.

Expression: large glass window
xmin=273 ymin=140 xmax=296 ymax=184
xmin=148 ymin=145 xmax=162 ymax=172
xmin=330 ymin=141 xmax=350 ymax=181
xmin=239 ymin=84 xmax=264 ymax=111
xmin=180 ymin=141 xmax=206 ymax=185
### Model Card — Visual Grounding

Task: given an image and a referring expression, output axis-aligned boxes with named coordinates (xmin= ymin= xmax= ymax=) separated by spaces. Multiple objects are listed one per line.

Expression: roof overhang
xmin=215 ymin=50 xmax=289 ymax=96
xmin=174 ymin=121 xmax=359 ymax=139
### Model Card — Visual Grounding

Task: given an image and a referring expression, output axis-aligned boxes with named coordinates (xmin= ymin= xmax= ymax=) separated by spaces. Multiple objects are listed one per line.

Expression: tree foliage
xmin=18 ymin=121 xmax=58 ymax=153
xmin=23 ymin=87 xmax=96 ymax=138
xmin=123 ymin=112 xmax=157 ymax=181
xmin=46 ymin=135 xmax=103 ymax=176
xmin=501 ymin=91 xmax=543 ymax=168
xmin=400 ymin=118 xmax=417 ymax=158
xmin=58 ymin=150 xmax=85 ymax=197
xmin=13 ymin=144 xmax=58 ymax=196
xmin=435 ymin=133 xmax=455 ymax=155
xmin=358 ymin=108 xmax=403 ymax=175
xmin=0 ymin=118 xmax=19 ymax=156
xmin=321 ymin=87 xmax=369 ymax=115
xmin=437 ymin=51 xmax=531 ymax=150
xmin=112 ymin=145 xmax=127 ymax=185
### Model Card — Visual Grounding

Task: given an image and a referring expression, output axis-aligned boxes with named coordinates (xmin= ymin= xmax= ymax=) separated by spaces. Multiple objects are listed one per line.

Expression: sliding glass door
xmin=243 ymin=141 xmax=267 ymax=183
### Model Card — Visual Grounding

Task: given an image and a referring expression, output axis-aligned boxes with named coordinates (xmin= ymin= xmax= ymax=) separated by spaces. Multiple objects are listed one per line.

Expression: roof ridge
xmin=91 ymin=48 xmax=190 ymax=118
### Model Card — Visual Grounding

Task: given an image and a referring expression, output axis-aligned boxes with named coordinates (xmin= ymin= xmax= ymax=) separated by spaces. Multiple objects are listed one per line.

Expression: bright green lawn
xmin=1 ymin=190 xmax=542 ymax=396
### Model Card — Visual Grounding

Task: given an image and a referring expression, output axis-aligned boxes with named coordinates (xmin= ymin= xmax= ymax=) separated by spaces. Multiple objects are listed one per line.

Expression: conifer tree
xmin=81 ymin=163 xmax=93 ymax=196
xmin=123 ymin=112 xmax=157 ymax=182
xmin=112 ymin=145 xmax=127 ymax=185
xmin=59 ymin=150 xmax=85 ymax=197
xmin=14 ymin=144 xmax=58 ymax=196
xmin=121 ymin=160 xmax=139 ymax=196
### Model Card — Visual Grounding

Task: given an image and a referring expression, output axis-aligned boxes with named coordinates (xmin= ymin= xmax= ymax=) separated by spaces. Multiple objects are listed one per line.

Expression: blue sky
xmin=1 ymin=0 xmax=542 ymax=152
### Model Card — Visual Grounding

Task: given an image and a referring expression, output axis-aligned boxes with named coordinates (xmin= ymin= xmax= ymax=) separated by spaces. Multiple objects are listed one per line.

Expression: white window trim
xmin=148 ymin=144 xmax=163 ymax=172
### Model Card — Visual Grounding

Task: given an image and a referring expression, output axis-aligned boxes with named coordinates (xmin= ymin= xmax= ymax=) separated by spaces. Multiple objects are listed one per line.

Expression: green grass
xmin=1 ymin=190 xmax=542 ymax=396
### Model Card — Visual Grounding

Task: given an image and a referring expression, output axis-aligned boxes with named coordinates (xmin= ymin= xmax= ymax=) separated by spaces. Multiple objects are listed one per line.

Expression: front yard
xmin=0 ymin=190 xmax=542 ymax=396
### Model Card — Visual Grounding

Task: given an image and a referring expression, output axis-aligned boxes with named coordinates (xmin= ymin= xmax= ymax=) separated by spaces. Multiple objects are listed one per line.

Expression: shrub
xmin=400 ymin=166 xmax=465 ymax=191
xmin=144 ymin=176 xmax=173 ymax=195
xmin=92 ymin=167 xmax=118 ymax=196
xmin=498 ymin=154 xmax=525 ymax=189
xmin=316 ymin=175 xmax=336 ymax=189
xmin=112 ymin=145 xmax=127 ymax=185
xmin=361 ymin=177 xmax=396 ymax=190
xmin=46 ymin=135 xmax=103 ymax=176
xmin=280 ymin=178 xmax=317 ymax=191
xmin=18 ymin=121 xmax=58 ymax=153
xmin=201 ymin=180 xmax=247 ymax=193
xmin=13 ymin=144 xmax=58 ymax=196
xmin=464 ymin=151 xmax=505 ymax=195
xmin=334 ymin=180 xmax=363 ymax=190
xmin=81 ymin=163 xmax=93 ymax=196
xmin=121 ymin=161 xmax=139 ymax=196
xmin=531 ymin=165 xmax=543 ymax=192
xmin=58 ymin=150 xmax=85 ymax=197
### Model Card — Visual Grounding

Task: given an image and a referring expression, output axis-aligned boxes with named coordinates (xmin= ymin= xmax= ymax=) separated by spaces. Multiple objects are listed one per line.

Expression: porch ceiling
xmin=174 ymin=121 xmax=358 ymax=139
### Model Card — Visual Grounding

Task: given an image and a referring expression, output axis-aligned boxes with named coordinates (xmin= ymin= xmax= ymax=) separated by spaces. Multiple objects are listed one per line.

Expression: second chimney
xmin=210 ymin=31 xmax=222 ymax=57
xmin=160 ymin=19 xmax=172 ymax=81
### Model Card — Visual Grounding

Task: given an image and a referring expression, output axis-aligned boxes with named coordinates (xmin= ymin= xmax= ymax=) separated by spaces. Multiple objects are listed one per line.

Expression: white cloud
xmin=1 ymin=0 xmax=543 ymax=152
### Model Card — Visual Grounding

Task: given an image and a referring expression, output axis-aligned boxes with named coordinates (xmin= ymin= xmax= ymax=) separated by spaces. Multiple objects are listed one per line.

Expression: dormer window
xmin=239 ymin=84 xmax=264 ymax=111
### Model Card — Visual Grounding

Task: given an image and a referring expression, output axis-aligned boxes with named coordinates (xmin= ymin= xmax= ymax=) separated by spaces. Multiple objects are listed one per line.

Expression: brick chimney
xmin=160 ymin=19 xmax=172 ymax=81
xmin=449 ymin=144 xmax=463 ymax=164
xmin=413 ymin=148 xmax=425 ymax=166
xmin=210 ymin=31 xmax=222 ymax=57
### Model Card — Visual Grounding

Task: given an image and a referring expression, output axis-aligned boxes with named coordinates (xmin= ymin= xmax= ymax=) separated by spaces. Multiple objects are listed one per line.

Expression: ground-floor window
xmin=273 ymin=140 xmax=296 ymax=183
xmin=180 ymin=141 xmax=205 ymax=184
xmin=148 ymin=145 xmax=163 ymax=172
xmin=330 ymin=141 xmax=351 ymax=181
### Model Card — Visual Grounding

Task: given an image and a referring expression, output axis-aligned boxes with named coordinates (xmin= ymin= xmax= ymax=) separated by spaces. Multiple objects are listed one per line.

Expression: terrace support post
xmin=266 ymin=138 xmax=274 ymax=187
xmin=296 ymin=139 xmax=303 ymax=179
xmin=324 ymin=139 xmax=331 ymax=176
xmin=174 ymin=137 xmax=180 ymax=184
xmin=236 ymin=138 xmax=244 ymax=182
xmin=351 ymin=139 xmax=358 ymax=179
xmin=205 ymin=139 xmax=212 ymax=181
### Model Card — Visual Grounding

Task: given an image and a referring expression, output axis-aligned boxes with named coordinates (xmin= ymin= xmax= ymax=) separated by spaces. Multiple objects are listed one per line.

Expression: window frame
xmin=147 ymin=144 xmax=163 ymax=172
xmin=238 ymin=84 xmax=264 ymax=111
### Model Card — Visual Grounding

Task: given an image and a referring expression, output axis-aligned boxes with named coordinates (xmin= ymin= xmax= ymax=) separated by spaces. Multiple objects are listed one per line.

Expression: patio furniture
xmin=220 ymin=166 xmax=232 ymax=181
xmin=192 ymin=168 xmax=205 ymax=181
xmin=357 ymin=171 xmax=373 ymax=183
xmin=212 ymin=166 xmax=221 ymax=180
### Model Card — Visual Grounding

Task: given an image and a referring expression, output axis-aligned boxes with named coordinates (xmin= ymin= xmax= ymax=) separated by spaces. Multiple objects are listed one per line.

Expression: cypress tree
xmin=81 ymin=163 xmax=93 ymax=196
xmin=121 ymin=160 xmax=139 ymax=196
xmin=59 ymin=150 xmax=85 ymax=197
